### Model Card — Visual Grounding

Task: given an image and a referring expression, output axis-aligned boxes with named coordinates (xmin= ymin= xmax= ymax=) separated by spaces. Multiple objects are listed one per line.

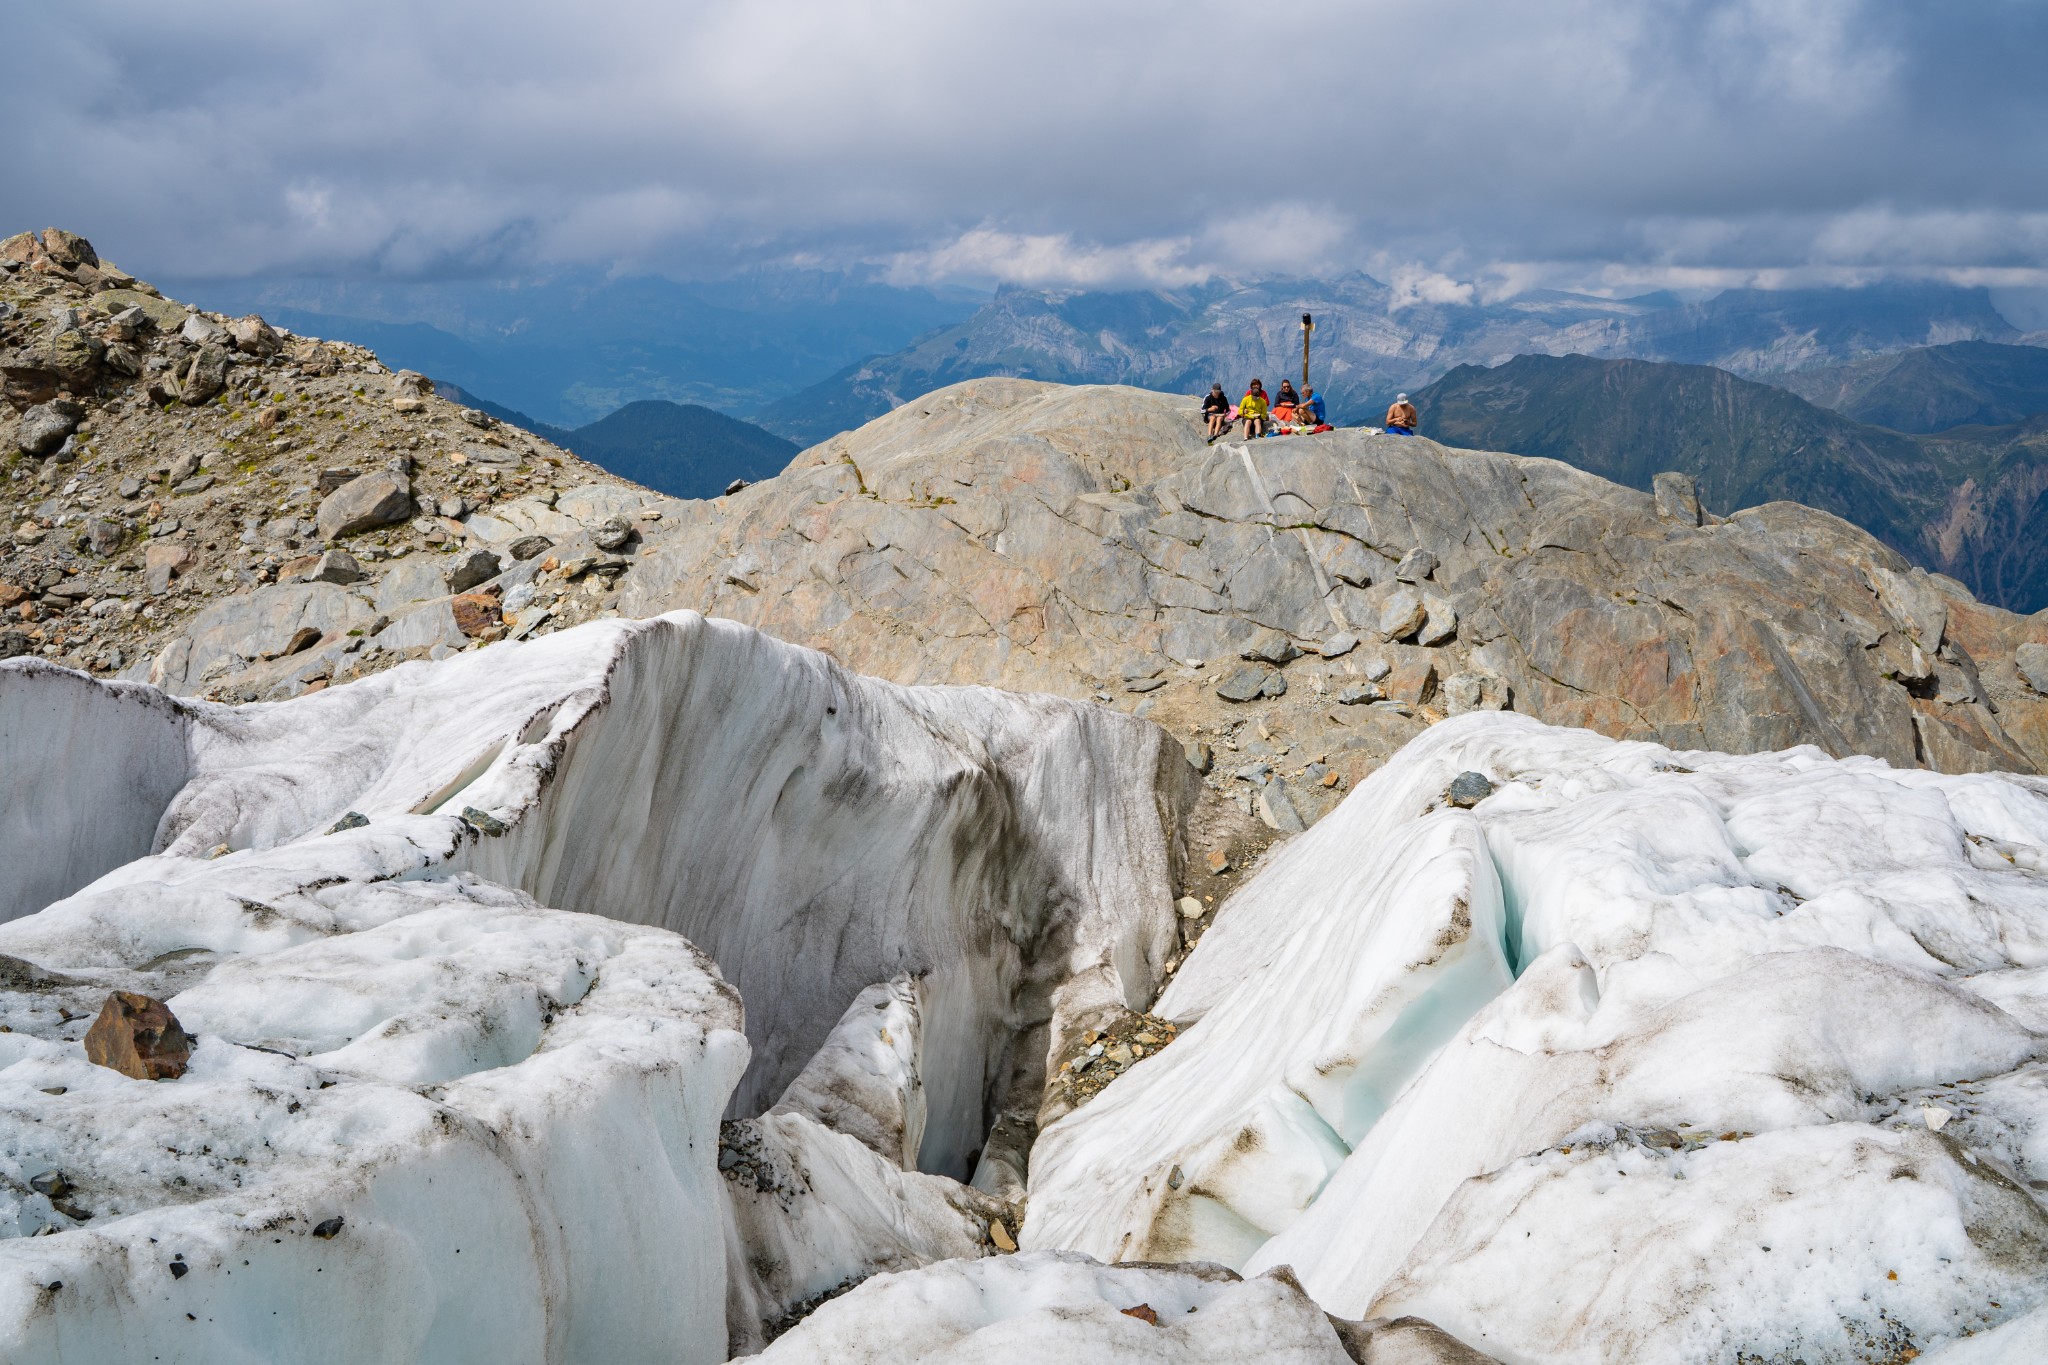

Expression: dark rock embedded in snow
xmin=1447 ymin=771 xmax=1495 ymax=808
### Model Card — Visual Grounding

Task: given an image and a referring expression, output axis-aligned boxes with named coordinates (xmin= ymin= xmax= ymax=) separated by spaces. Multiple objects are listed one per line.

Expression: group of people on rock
xmin=1201 ymin=380 xmax=1418 ymax=441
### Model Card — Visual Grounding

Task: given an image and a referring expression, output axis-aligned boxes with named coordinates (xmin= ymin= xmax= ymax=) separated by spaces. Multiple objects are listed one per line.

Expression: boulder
xmin=1378 ymin=589 xmax=1427 ymax=642
xmin=390 ymin=370 xmax=433 ymax=399
xmin=180 ymin=314 xmax=231 ymax=348
xmin=179 ymin=343 xmax=230 ymax=406
xmin=316 ymin=470 xmax=412 ymax=540
xmin=144 ymin=541 xmax=196 ymax=595
xmin=451 ymin=587 xmax=503 ymax=638
xmin=29 ymin=330 xmax=104 ymax=389
xmin=1240 ymin=631 xmax=1301 ymax=666
xmin=445 ymin=548 xmax=503 ymax=594
xmin=1256 ymin=780 xmax=1307 ymax=833
xmin=592 ymin=516 xmax=634 ymax=552
xmin=306 ymin=549 xmax=367 ymax=585
xmin=2017 ymin=643 xmax=2048 ymax=695
xmin=1446 ymin=770 xmax=1495 ymax=807
xmin=15 ymin=399 xmax=82 ymax=457
xmin=227 ymin=315 xmax=281 ymax=357
xmin=1216 ymin=666 xmax=1276 ymax=703
xmin=1417 ymin=597 xmax=1458 ymax=647
xmin=1653 ymin=471 xmax=1703 ymax=526
xmin=38 ymin=228 xmax=99 ymax=271
xmin=1317 ymin=633 xmax=1359 ymax=659
xmin=1441 ymin=671 xmax=1508 ymax=715
xmin=82 ymin=517 xmax=124 ymax=557
xmin=1395 ymin=548 xmax=1439 ymax=583
xmin=507 ymin=535 xmax=554 ymax=561
xmin=1386 ymin=657 xmax=1439 ymax=706
xmin=83 ymin=992 xmax=191 ymax=1081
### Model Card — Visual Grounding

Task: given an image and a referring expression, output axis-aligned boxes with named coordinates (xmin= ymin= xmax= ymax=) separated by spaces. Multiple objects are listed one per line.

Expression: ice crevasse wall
xmin=7 ymin=607 xmax=2048 ymax=1361
xmin=1023 ymin=711 xmax=2048 ymax=1362
xmin=0 ymin=611 xmax=1193 ymax=1363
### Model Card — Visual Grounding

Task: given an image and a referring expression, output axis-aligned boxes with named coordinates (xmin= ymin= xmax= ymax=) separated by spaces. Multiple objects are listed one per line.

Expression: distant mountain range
xmin=1413 ymin=350 xmax=2048 ymax=612
xmin=177 ymin=266 xmax=2034 ymax=453
xmin=439 ymin=384 xmax=798 ymax=500
xmin=1770 ymin=340 xmax=2048 ymax=433
xmin=757 ymin=279 xmax=2025 ymax=445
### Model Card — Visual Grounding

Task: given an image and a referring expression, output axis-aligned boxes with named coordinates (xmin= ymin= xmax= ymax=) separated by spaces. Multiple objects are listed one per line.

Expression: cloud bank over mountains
xmin=5 ymin=0 xmax=2045 ymax=301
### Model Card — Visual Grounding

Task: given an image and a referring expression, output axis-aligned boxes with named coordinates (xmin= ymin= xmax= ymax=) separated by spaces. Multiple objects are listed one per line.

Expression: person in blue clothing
xmin=1300 ymin=387 xmax=1327 ymax=427
xmin=1384 ymin=393 xmax=1418 ymax=435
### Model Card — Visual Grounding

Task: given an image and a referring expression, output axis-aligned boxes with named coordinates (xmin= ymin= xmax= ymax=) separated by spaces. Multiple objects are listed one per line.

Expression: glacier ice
xmin=744 ymin=1251 xmax=1374 ymax=1363
xmin=1025 ymin=712 xmax=2048 ymax=1362
xmin=0 ymin=612 xmax=1191 ymax=1361
xmin=8 ymin=614 xmax=2048 ymax=1362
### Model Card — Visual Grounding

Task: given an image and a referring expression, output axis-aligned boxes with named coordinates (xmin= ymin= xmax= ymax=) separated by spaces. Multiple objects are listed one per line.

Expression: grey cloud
xmin=1 ymin=0 xmax=2043 ymax=292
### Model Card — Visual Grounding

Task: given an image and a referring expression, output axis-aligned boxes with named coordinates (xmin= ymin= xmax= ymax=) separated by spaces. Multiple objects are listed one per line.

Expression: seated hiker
xmin=1276 ymin=379 xmax=1300 ymax=410
xmin=1385 ymin=392 xmax=1418 ymax=435
xmin=1239 ymin=379 xmax=1271 ymax=438
xmin=1202 ymin=383 xmax=1231 ymax=439
xmin=1301 ymin=387 xmax=1327 ymax=427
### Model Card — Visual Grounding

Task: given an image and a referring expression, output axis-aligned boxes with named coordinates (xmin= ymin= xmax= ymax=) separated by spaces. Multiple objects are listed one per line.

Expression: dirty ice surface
xmin=7 ymin=615 xmax=2048 ymax=1364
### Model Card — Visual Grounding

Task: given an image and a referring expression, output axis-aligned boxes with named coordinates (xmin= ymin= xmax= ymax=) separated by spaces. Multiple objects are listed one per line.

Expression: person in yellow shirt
xmin=1239 ymin=379 xmax=1271 ymax=439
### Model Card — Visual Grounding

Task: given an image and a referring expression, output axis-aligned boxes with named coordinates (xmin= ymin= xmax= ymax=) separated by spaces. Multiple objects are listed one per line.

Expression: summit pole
xmin=1301 ymin=313 xmax=1313 ymax=393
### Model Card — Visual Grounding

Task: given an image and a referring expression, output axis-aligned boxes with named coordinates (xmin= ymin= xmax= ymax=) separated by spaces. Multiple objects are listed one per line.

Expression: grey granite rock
xmin=316 ymin=470 xmax=412 ymax=541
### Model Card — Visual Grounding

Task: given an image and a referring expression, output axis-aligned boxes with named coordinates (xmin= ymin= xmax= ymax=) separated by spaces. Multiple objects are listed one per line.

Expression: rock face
xmin=618 ymin=379 xmax=2048 ymax=785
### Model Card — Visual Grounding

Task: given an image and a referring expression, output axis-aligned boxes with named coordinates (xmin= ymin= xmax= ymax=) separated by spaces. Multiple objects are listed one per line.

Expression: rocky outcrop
xmin=619 ymin=379 xmax=2048 ymax=794
xmin=0 ymin=230 xmax=651 ymax=693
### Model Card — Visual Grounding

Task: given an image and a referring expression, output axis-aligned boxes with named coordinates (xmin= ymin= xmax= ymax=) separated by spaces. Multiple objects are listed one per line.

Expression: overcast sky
xmin=7 ymin=0 xmax=2047 ymax=303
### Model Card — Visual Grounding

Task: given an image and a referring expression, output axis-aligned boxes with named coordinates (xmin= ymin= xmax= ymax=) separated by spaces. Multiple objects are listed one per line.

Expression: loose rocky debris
xmin=1050 ymin=1010 xmax=1182 ymax=1114
xmin=1 ymin=228 xmax=663 ymax=700
xmin=82 ymin=991 xmax=190 ymax=1080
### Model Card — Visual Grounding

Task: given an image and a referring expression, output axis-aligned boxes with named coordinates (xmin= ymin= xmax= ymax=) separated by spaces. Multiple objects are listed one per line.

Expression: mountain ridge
xmin=756 ymin=277 xmax=2025 ymax=445
xmin=1413 ymin=352 xmax=2048 ymax=612
xmin=432 ymin=384 xmax=798 ymax=500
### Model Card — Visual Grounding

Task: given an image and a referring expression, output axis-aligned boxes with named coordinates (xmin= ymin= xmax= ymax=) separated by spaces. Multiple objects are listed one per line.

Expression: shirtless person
xmin=1384 ymin=393 xmax=1418 ymax=435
